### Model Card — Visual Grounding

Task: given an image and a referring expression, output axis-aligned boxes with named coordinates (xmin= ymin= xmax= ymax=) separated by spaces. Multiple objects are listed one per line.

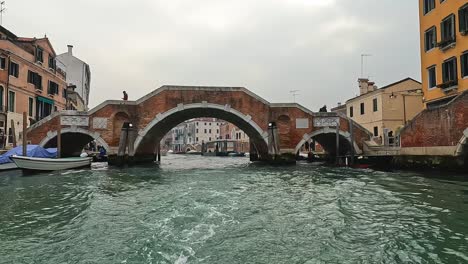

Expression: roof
xmin=377 ymin=77 xmax=421 ymax=91
xmin=0 ymin=25 xmax=18 ymax=39
xmin=15 ymin=37 xmax=57 ymax=56
xmin=346 ymin=77 xmax=421 ymax=103
xmin=16 ymin=37 xmax=36 ymax=42
xmin=330 ymin=104 xmax=346 ymax=111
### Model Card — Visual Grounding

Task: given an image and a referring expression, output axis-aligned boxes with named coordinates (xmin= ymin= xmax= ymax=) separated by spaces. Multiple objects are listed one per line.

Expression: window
xmin=373 ymin=127 xmax=379 ymax=137
xmin=0 ymin=57 xmax=5 ymax=70
xmin=442 ymin=57 xmax=457 ymax=84
xmin=8 ymin=91 xmax=15 ymax=112
xmin=28 ymin=71 xmax=42 ymax=89
xmin=209 ymin=123 xmax=211 ymax=126
xmin=360 ymin=103 xmax=365 ymax=115
xmin=217 ymin=129 xmax=219 ymax=133
xmin=9 ymin=62 xmax=19 ymax=78
xmin=440 ymin=14 xmax=456 ymax=47
xmin=373 ymin=98 xmax=378 ymax=112
xmin=349 ymin=106 xmax=353 ymax=117
xmin=460 ymin=4 xmax=468 ymax=34
xmin=424 ymin=26 xmax=437 ymax=51
xmin=48 ymin=55 xmax=56 ymax=70
xmin=204 ymin=129 xmax=207 ymax=133
xmin=8 ymin=128 xmax=13 ymax=143
xmin=196 ymin=129 xmax=199 ymax=133
xmin=428 ymin=66 xmax=437 ymax=89
xmin=48 ymin=81 xmax=59 ymax=95
xmin=28 ymin=97 xmax=34 ymax=117
xmin=196 ymin=137 xmax=198 ymax=142
xmin=209 ymin=137 xmax=211 ymax=141
xmin=423 ymin=0 xmax=435 ymax=15
xmin=63 ymin=88 xmax=67 ymax=99
xmin=209 ymin=129 xmax=211 ymax=133
xmin=36 ymin=47 xmax=43 ymax=63
xmin=461 ymin=52 xmax=468 ymax=78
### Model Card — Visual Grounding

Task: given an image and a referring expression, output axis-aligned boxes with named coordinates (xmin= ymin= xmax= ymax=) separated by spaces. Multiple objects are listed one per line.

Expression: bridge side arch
xmin=133 ymin=102 xmax=269 ymax=157
xmin=39 ymin=127 xmax=111 ymax=156
xmin=294 ymin=127 xmax=362 ymax=155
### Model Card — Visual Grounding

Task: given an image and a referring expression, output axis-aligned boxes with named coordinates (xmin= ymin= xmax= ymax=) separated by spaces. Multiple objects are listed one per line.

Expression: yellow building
xmin=346 ymin=78 xmax=423 ymax=141
xmin=419 ymin=0 xmax=468 ymax=108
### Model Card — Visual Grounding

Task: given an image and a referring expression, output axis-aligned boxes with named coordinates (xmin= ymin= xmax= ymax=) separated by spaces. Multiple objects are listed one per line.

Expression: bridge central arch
xmin=294 ymin=127 xmax=362 ymax=156
xmin=133 ymin=103 xmax=269 ymax=159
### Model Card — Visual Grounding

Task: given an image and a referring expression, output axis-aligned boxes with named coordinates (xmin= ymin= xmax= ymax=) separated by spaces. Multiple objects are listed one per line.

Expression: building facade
xmin=0 ymin=26 xmax=67 ymax=148
xmin=219 ymin=122 xmax=250 ymax=152
xmin=346 ymin=78 xmax=424 ymax=140
xmin=419 ymin=0 xmax=468 ymax=108
xmin=56 ymin=45 xmax=91 ymax=109
xmin=169 ymin=118 xmax=222 ymax=152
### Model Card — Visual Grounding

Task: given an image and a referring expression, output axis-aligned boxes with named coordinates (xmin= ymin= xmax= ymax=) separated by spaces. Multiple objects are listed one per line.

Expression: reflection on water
xmin=0 ymin=155 xmax=467 ymax=263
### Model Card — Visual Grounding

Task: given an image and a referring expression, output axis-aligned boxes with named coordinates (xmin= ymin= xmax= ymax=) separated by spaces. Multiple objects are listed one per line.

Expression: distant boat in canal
xmin=11 ymin=155 xmax=93 ymax=171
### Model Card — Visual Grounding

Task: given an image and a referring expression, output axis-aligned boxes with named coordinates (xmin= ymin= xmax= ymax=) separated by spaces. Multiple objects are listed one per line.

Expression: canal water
xmin=0 ymin=155 xmax=467 ymax=264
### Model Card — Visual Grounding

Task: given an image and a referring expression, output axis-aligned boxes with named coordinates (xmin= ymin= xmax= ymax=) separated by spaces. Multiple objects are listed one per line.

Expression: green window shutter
xmin=460 ymin=8 xmax=465 ymax=32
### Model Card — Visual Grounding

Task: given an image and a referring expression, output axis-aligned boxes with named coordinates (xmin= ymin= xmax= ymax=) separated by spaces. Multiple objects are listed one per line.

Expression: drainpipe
xmin=403 ymin=94 xmax=407 ymax=124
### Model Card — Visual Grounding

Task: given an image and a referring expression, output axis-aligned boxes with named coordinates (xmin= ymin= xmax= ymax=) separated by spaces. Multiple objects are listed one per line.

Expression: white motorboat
xmin=11 ymin=155 xmax=93 ymax=171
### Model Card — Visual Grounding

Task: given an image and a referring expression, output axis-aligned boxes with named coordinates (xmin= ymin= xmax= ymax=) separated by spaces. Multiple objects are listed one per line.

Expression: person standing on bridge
xmin=122 ymin=91 xmax=128 ymax=101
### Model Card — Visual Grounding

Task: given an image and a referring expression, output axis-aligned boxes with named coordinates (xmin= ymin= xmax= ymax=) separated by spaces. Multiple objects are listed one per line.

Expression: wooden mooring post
xmin=57 ymin=120 xmax=62 ymax=158
xmin=22 ymin=112 xmax=27 ymax=156
xmin=349 ymin=119 xmax=355 ymax=166
xmin=335 ymin=125 xmax=340 ymax=165
xmin=10 ymin=119 xmax=16 ymax=148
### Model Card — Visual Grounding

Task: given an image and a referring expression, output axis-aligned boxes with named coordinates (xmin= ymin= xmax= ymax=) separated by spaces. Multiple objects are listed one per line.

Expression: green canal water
xmin=0 ymin=155 xmax=467 ymax=264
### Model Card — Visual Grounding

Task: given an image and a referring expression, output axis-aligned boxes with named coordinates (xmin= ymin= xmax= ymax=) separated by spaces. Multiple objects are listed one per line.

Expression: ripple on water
xmin=0 ymin=155 xmax=468 ymax=263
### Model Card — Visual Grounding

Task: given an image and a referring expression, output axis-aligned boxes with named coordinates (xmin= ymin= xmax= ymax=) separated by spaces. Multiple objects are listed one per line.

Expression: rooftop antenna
xmin=290 ymin=90 xmax=300 ymax=103
xmin=0 ymin=1 xmax=5 ymax=26
xmin=361 ymin=54 xmax=372 ymax=78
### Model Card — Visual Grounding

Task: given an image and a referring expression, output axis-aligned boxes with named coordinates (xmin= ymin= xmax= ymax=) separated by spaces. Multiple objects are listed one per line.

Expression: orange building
xmin=419 ymin=0 xmax=468 ymax=108
xmin=0 ymin=26 xmax=66 ymax=148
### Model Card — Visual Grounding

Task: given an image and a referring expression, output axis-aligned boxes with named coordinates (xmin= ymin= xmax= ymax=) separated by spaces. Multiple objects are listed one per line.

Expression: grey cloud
xmin=5 ymin=0 xmax=420 ymax=111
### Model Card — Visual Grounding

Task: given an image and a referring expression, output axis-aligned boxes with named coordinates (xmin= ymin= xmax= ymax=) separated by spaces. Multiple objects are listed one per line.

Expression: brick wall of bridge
xmin=27 ymin=86 xmax=372 ymax=156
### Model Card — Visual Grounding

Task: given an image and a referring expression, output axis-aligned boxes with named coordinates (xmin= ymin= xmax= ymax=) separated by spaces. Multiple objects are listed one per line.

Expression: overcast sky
xmin=5 ymin=0 xmax=421 ymax=110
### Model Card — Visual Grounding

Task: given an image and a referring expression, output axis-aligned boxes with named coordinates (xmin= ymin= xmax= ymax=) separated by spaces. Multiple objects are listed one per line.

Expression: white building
xmin=192 ymin=118 xmax=221 ymax=144
xmin=56 ymin=45 xmax=91 ymax=109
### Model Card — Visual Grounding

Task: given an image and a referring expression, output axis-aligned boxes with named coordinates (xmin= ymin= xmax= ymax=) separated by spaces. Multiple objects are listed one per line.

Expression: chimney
xmin=358 ymin=78 xmax=369 ymax=95
xmin=367 ymin=82 xmax=376 ymax=93
xmin=67 ymin=45 xmax=73 ymax=56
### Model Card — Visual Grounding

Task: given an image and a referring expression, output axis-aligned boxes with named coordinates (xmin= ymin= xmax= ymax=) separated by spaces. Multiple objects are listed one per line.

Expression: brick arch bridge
xmin=27 ymin=86 xmax=372 ymax=162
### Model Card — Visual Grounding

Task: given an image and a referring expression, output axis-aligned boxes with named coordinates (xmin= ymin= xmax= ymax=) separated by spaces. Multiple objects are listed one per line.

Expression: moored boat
xmin=11 ymin=155 xmax=93 ymax=171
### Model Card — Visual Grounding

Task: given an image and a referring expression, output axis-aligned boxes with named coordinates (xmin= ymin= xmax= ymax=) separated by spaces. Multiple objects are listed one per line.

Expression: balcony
xmin=436 ymin=80 xmax=458 ymax=92
xmin=437 ymin=38 xmax=456 ymax=51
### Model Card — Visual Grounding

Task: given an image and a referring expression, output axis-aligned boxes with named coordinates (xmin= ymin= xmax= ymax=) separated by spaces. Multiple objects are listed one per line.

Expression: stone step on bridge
xmin=27 ymin=86 xmax=372 ymax=164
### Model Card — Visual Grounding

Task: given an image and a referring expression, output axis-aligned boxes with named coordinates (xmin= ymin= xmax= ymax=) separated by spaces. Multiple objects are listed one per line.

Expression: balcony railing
xmin=437 ymin=80 xmax=458 ymax=91
xmin=437 ymin=38 xmax=456 ymax=51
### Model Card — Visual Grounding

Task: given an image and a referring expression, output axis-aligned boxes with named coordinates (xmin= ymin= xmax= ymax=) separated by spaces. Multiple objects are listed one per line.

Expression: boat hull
xmin=11 ymin=156 xmax=93 ymax=171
